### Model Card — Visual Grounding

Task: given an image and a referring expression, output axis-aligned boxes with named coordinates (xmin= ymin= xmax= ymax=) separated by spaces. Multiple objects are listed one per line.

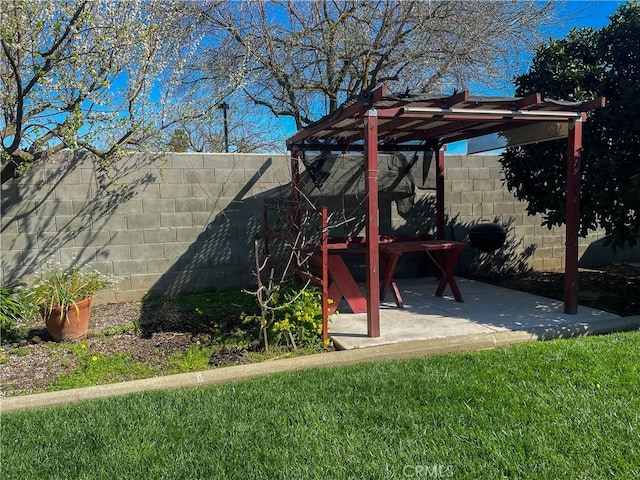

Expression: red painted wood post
xmin=364 ymin=108 xmax=380 ymax=337
xmin=436 ymin=145 xmax=446 ymax=240
xmin=290 ymin=149 xmax=302 ymax=231
xmin=321 ymin=206 xmax=329 ymax=344
xmin=564 ymin=116 xmax=583 ymax=314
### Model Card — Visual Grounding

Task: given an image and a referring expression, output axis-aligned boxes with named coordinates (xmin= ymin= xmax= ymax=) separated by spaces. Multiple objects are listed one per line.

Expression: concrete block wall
xmin=1 ymin=152 xmax=638 ymax=304
xmin=1 ymin=151 xmax=290 ymax=303
xmin=441 ymin=155 xmax=639 ymax=271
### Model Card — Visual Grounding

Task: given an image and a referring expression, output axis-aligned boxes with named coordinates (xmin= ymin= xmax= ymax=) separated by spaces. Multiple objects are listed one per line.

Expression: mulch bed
xmin=2 ymin=263 xmax=638 ymax=397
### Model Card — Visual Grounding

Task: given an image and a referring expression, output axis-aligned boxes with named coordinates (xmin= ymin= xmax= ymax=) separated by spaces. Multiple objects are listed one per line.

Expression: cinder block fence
xmin=1 ymin=151 xmax=637 ymax=304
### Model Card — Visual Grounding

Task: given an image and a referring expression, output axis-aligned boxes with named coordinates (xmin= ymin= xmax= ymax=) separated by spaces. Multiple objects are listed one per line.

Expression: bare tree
xmin=200 ymin=0 xmax=558 ymax=129
xmin=170 ymin=101 xmax=285 ymax=153
xmin=0 ymin=0 xmax=238 ymax=184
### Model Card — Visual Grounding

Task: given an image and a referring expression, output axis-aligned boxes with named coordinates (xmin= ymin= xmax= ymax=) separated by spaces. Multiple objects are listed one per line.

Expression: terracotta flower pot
xmin=44 ymin=296 xmax=93 ymax=342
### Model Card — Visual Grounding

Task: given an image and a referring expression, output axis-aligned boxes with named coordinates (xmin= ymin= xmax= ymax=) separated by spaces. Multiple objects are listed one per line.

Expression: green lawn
xmin=2 ymin=331 xmax=639 ymax=479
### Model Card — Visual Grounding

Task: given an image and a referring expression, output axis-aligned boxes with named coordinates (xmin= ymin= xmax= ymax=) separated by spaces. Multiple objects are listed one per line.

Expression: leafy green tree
xmin=500 ymin=1 xmax=640 ymax=247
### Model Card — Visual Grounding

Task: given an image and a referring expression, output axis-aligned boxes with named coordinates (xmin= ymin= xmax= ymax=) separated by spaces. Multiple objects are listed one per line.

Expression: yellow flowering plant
xmin=243 ymin=283 xmax=329 ymax=349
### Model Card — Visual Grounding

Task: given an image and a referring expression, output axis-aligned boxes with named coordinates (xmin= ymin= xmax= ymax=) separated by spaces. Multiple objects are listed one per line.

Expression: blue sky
xmin=275 ymin=1 xmax=627 ymax=152
xmin=446 ymin=0 xmax=627 ymax=154
xmin=556 ymin=0 xmax=626 ymax=30
xmin=205 ymin=1 xmax=629 ymax=152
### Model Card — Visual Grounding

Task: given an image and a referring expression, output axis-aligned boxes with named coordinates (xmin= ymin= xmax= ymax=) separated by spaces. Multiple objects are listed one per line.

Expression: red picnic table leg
xmin=390 ymin=281 xmax=404 ymax=309
xmin=433 ymin=248 xmax=464 ymax=302
xmin=380 ymin=252 xmax=405 ymax=308
xmin=326 ymin=254 xmax=368 ymax=314
xmin=380 ymin=252 xmax=398 ymax=300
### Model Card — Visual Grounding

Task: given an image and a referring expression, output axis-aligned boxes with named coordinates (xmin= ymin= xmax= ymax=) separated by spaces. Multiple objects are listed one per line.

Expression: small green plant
xmin=243 ymin=283 xmax=329 ymax=350
xmin=167 ymin=342 xmax=216 ymax=374
xmin=101 ymin=320 xmax=141 ymax=337
xmin=24 ymin=259 xmax=115 ymax=321
xmin=48 ymin=342 xmax=156 ymax=391
xmin=9 ymin=347 xmax=29 ymax=356
xmin=0 ymin=283 xmax=25 ymax=342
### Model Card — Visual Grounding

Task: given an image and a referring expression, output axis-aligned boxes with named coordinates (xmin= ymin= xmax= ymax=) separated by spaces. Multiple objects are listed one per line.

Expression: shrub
xmin=243 ymin=283 xmax=330 ymax=349
xmin=0 ymin=283 xmax=24 ymax=342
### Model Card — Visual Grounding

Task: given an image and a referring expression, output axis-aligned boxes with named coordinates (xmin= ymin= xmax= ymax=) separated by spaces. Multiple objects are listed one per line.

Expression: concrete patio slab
xmin=330 ymin=277 xmax=624 ymax=349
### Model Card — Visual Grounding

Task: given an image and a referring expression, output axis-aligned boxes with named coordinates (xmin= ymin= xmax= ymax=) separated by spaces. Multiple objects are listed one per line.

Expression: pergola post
xmin=364 ymin=108 xmax=380 ymax=337
xmin=564 ymin=115 xmax=584 ymax=314
xmin=290 ymin=150 xmax=300 ymax=199
xmin=436 ymin=145 xmax=446 ymax=240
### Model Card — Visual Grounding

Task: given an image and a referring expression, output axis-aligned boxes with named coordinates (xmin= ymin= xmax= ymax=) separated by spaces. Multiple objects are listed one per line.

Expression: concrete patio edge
xmin=2 ymin=315 xmax=639 ymax=414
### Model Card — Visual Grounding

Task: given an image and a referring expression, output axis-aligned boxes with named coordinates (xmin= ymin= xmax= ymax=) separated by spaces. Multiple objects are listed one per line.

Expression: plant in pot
xmin=25 ymin=259 xmax=115 ymax=342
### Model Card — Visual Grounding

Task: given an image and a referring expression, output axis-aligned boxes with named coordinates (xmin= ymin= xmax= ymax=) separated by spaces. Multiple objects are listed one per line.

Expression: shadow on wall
xmin=260 ymin=152 xmax=536 ymax=286
xmin=140 ymin=153 xmax=423 ymax=305
xmin=1 ymin=151 xmax=164 ymax=284
xmin=314 ymin=196 xmax=537 ymax=283
xmin=579 ymin=237 xmax=640 ymax=268
xmin=137 ymin=157 xmax=289 ymax=338
xmin=457 ymin=216 xmax=537 ymax=279
xmin=296 ymin=152 xmax=536 ymax=281
xmin=142 ymin=157 xmax=288 ymax=299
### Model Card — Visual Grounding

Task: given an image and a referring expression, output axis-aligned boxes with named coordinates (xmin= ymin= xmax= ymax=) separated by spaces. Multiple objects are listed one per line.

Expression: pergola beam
xmin=445 ymin=90 xmax=470 ymax=107
xmin=399 ymin=106 xmax=583 ymax=120
xmin=514 ymin=93 xmax=542 ymax=109
xmin=286 ymin=85 xmax=389 ymax=149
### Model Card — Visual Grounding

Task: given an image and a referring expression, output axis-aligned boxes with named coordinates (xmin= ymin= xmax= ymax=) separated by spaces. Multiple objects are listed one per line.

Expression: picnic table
xmin=308 ymin=236 xmax=466 ymax=312
xmin=379 ymin=240 xmax=467 ymax=308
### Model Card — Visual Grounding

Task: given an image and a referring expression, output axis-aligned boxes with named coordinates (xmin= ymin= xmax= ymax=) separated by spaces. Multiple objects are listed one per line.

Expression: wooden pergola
xmin=286 ymin=85 xmax=605 ymax=338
